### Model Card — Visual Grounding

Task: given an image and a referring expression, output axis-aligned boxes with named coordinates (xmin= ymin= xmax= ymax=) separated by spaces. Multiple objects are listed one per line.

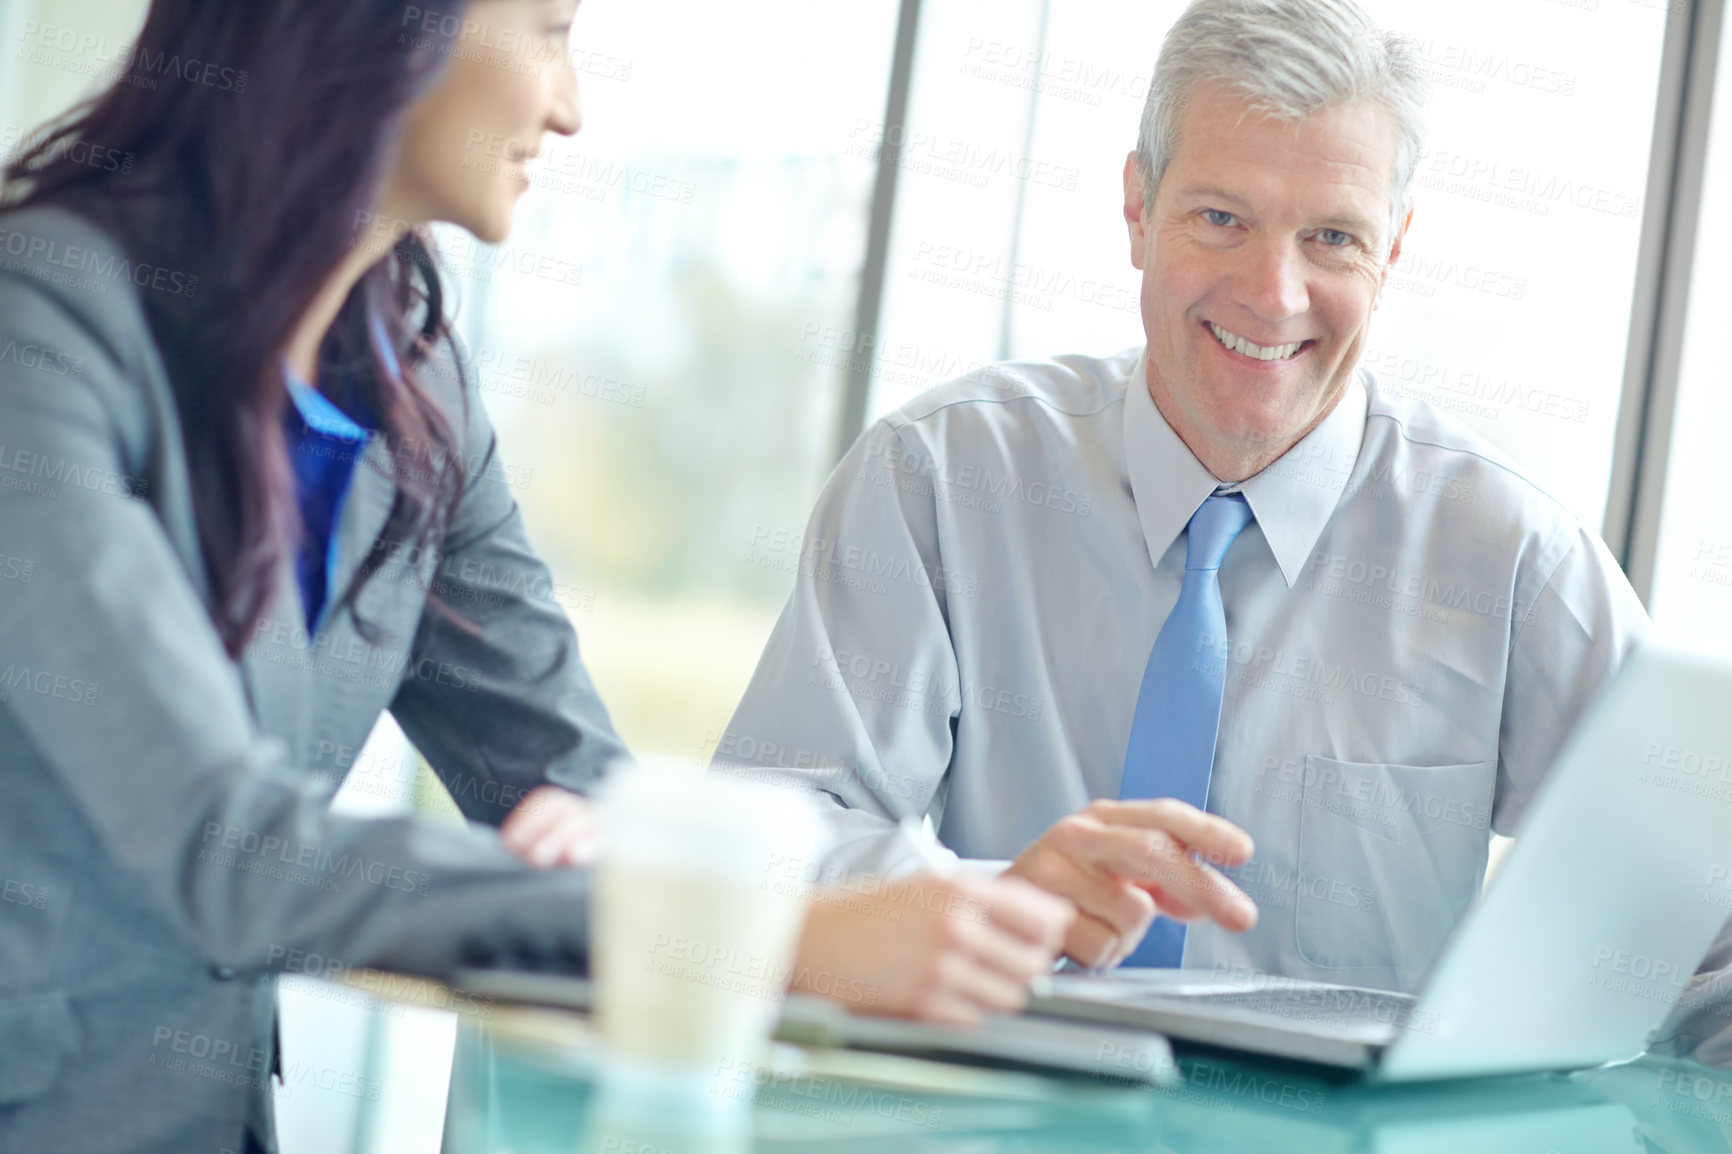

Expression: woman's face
xmin=385 ymin=0 xmax=582 ymax=244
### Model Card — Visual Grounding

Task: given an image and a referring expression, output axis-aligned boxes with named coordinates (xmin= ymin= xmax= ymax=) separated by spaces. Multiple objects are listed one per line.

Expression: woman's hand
xmin=502 ymin=791 xmax=1075 ymax=1024
xmin=500 ymin=786 xmax=601 ymax=868
xmin=790 ymin=873 xmax=1074 ymax=1026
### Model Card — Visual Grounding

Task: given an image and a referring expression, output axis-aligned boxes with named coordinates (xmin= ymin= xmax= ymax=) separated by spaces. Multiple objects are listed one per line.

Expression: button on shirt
xmin=718 ymin=345 xmax=1652 ymax=993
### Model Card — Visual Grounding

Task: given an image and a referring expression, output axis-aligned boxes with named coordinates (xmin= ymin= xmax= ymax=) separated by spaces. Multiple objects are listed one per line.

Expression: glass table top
xmin=438 ymin=1008 xmax=1732 ymax=1154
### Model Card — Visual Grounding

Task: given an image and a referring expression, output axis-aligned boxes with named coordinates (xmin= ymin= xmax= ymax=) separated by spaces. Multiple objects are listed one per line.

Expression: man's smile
xmin=1205 ymin=320 xmax=1313 ymax=363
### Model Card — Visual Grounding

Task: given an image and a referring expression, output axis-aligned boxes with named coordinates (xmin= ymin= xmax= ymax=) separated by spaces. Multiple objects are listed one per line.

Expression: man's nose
xmin=1233 ymin=236 xmax=1309 ymax=323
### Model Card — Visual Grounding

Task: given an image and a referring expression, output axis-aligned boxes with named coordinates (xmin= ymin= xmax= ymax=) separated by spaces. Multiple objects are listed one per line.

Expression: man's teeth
xmin=1208 ymin=322 xmax=1304 ymax=362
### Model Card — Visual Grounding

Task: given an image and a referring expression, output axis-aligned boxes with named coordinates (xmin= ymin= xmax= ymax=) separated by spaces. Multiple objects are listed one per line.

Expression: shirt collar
xmin=1122 ymin=346 xmax=1367 ymax=588
xmin=285 ymin=375 xmax=370 ymax=443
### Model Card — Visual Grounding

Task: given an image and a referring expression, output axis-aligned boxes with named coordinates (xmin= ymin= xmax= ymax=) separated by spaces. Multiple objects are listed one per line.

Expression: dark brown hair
xmin=2 ymin=0 xmax=474 ymax=656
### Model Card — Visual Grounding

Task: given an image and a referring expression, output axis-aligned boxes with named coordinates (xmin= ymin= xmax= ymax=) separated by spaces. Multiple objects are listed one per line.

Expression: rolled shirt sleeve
xmin=717 ymin=419 xmax=964 ymax=879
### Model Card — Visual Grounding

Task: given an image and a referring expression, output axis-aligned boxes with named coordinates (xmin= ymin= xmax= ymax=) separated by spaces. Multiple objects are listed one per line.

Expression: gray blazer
xmin=0 ymin=205 xmax=628 ymax=1153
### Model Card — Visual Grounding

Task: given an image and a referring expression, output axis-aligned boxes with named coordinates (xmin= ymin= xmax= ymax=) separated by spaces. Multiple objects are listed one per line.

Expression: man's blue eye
xmin=1318 ymin=229 xmax=1353 ymax=247
xmin=1203 ymin=210 xmax=1236 ymax=227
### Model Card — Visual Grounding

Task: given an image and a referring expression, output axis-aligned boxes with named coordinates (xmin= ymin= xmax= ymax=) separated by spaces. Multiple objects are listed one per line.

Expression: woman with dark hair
xmin=0 ymin=1 xmax=1070 ymax=1149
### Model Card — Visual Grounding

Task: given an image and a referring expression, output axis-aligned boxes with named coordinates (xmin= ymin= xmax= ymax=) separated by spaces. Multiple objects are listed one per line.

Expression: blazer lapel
xmin=238 ymin=563 xmax=316 ymax=754
xmin=327 ymin=436 xmax=397 ymax=629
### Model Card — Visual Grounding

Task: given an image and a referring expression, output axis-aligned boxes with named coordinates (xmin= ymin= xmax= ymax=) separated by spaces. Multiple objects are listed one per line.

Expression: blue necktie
xmin=1118 ymin=493 xmax=1254 ymax=968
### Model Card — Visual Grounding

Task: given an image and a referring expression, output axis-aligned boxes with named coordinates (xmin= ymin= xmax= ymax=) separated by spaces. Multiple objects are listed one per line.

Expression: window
xmin=439 ymin=1 xmax=902 ymax=764
xmin=1646 ymin=3 xmax=1732 ymax=638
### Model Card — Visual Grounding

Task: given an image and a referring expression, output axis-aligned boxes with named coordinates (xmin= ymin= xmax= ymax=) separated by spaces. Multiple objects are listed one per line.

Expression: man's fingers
xmin=1085 ymin=798 xmax=1254 ymax=867
xmin=1144 ymin=857 xmax=1257 ymax=931
xmin=1011 ymin=852 xmax=1152 ymax=947
xmin=1152 ymin=891 xmax=1201 ymax=922
xmin=1062 ymin=912 xmax=1129 ymax=969
xmin=1058 ymin=821 xmax=1257 ymax=931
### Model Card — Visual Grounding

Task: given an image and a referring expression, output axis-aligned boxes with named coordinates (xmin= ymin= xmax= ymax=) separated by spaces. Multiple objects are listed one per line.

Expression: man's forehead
xmin=1165 ymin=84 xmax=1397 ymax=230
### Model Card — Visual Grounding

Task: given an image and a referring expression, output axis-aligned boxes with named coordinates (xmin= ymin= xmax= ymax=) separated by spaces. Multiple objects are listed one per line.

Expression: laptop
xmin=448 ymin=970 xmax=1178 ymax=1085
xmin=1027 ymin=638 xmax=1732 ymax=1081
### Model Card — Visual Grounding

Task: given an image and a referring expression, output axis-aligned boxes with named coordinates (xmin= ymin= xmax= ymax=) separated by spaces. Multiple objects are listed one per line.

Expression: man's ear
xmin=1375 ymin=204 xmax=1414 ymax=310
xmin=1124 ymin=152 xmax=1150 ymax=271
xmin=1388 ymin=204 xmax=1413 ymax=267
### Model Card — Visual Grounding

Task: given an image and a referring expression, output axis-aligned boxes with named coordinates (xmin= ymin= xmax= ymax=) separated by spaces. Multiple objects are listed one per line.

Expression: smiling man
xmin=717 ymin=0 xmax=1673 ymax=996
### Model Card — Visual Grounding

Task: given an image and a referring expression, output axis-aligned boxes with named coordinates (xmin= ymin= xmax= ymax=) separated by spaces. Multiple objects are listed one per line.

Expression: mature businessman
xmin=718 ymin=0 xmax=1732 ymax=1038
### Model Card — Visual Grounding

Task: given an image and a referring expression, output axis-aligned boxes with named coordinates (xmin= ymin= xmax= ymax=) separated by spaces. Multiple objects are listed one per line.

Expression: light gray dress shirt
xmin=719 ymin=344 xmax=1658 ymax=995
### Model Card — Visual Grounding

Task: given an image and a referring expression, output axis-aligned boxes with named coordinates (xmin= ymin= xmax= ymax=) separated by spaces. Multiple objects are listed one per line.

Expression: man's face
xmin=1124 ymin=82 xmax=1408 ymax=479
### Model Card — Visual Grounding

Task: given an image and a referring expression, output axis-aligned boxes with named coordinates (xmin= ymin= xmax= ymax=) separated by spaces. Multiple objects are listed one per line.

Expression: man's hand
xmin=1003 ymin=798 xmax=1257 ymax=968
xmin=500 ymin=786 xmax=600 ymax=868
xmin=791 ymin=874 xmax=1073 ymax=1026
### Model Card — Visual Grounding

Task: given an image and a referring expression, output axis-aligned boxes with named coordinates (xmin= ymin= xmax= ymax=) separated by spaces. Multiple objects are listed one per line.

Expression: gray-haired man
xmin=719 ymin=0 xmax=1732 ymax=1047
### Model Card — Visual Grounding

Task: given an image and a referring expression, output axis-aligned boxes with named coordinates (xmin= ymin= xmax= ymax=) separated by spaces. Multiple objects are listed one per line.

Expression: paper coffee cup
xmin=590 ymin=761 xmax=828 ymax=1073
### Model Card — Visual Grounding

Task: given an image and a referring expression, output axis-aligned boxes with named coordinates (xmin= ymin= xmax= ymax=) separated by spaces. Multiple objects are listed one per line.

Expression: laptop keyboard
xmin=1145 ymin=986 xmax=1419 ymax=1034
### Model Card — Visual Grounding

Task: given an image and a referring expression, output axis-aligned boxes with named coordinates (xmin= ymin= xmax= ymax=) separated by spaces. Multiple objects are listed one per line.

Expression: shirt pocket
xmin=1293 ymin=754 xmax=1495 ymax=976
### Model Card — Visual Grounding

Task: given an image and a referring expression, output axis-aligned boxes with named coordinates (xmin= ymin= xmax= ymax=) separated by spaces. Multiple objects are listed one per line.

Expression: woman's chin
xmin=448 ymin=203 xmax=515 ymax=247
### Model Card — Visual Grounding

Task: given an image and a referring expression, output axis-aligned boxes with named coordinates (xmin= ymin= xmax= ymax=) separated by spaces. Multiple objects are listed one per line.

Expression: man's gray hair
xmin=1135 ymin=0 xmax=1428 ymax=248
